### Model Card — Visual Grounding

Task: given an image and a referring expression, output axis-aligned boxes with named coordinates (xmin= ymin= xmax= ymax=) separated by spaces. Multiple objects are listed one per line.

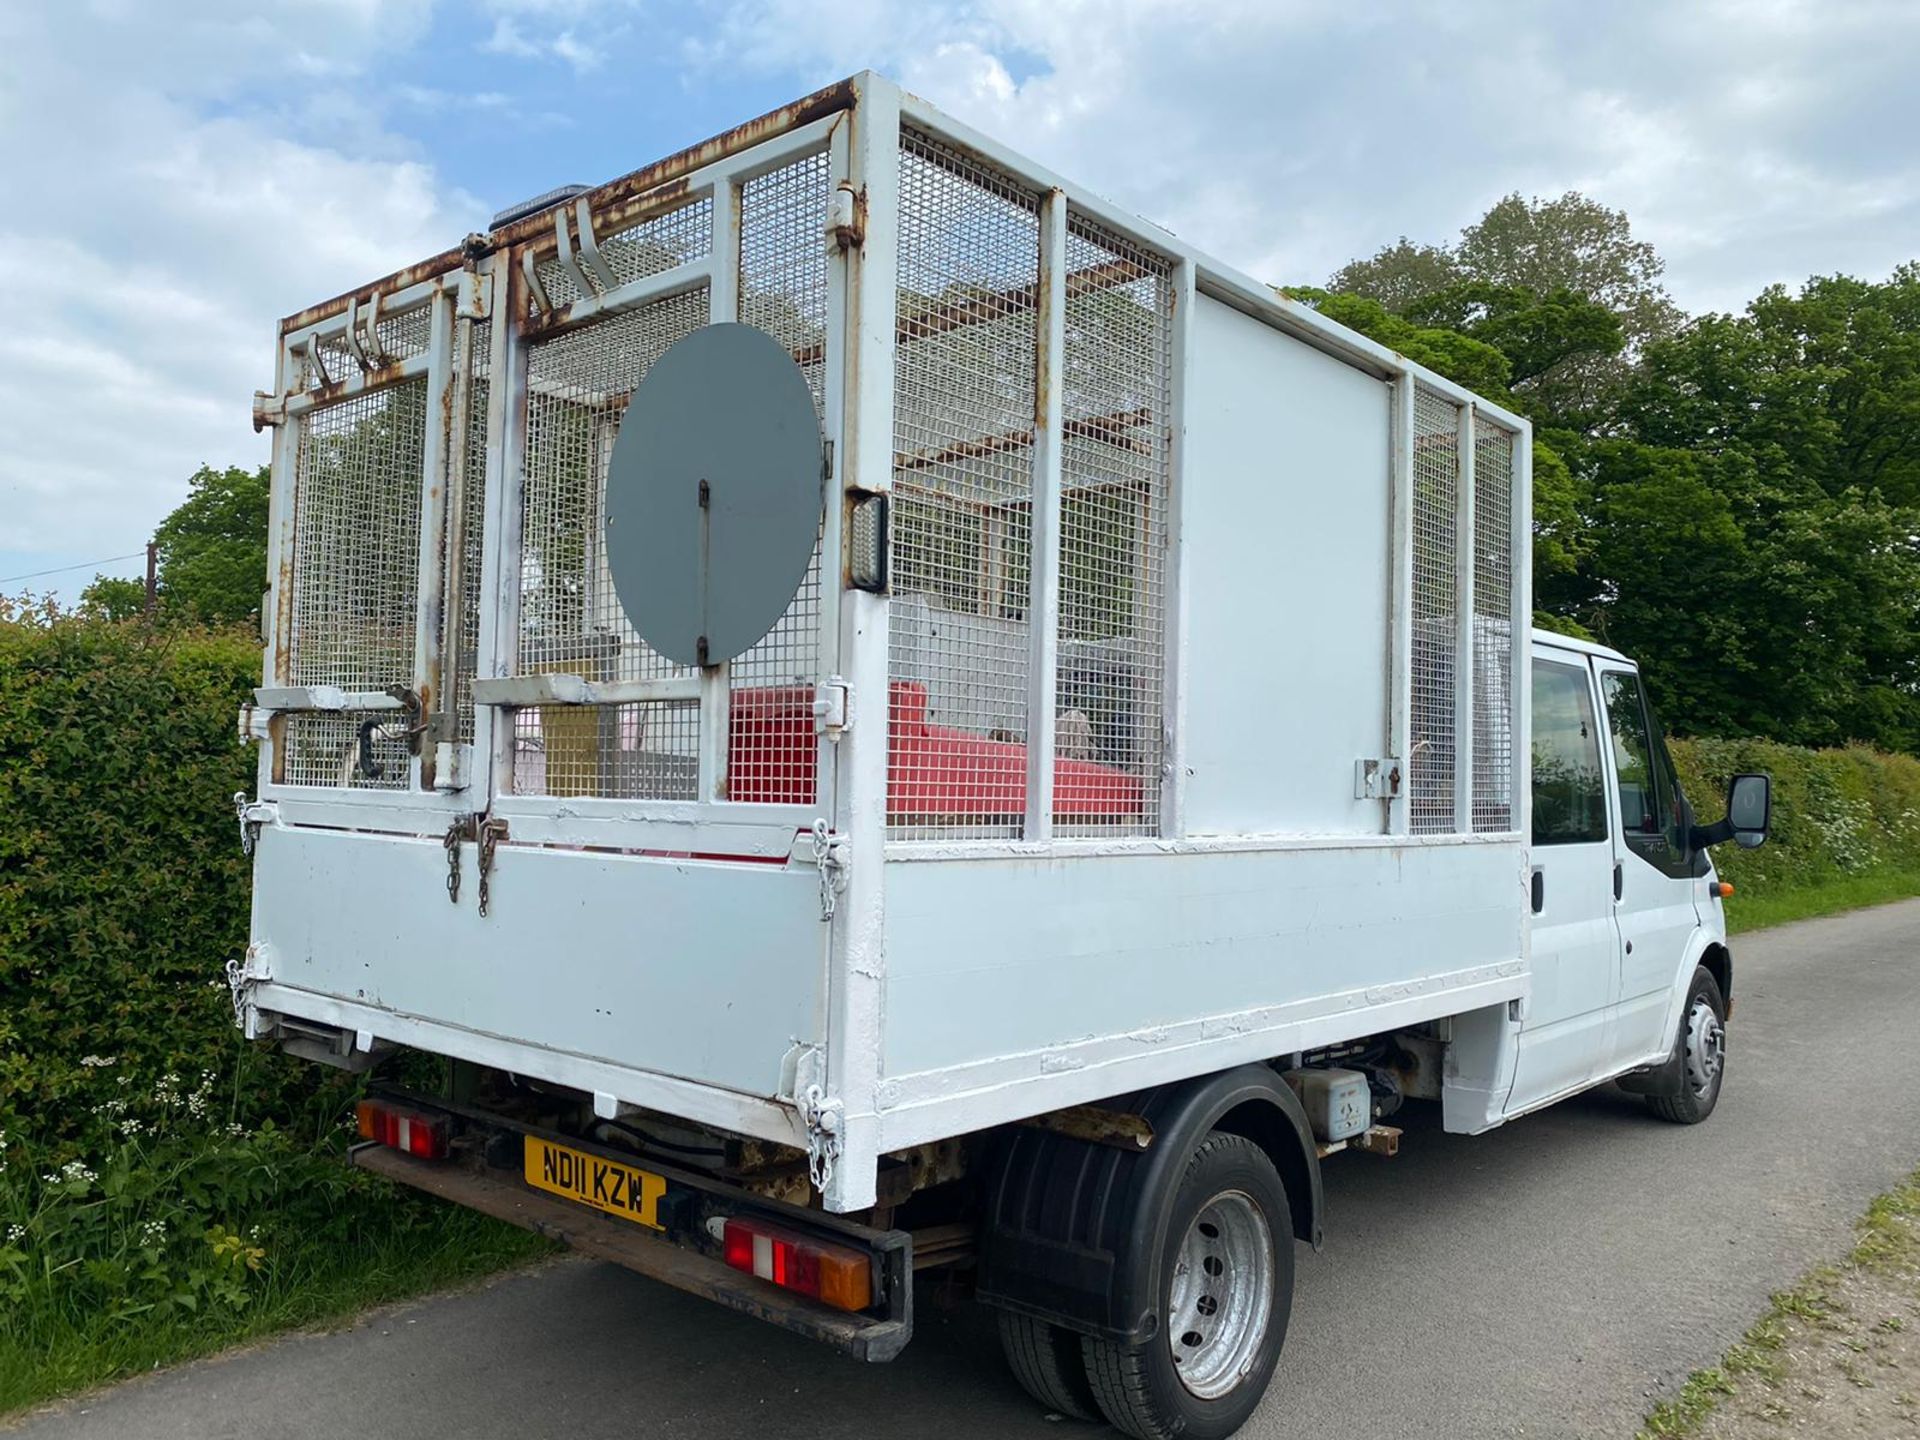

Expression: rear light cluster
xmin=355 ymin=1099 xmax=449 ymax=1159
xmin=721 ymin=1217 xmax=874 ymax=1312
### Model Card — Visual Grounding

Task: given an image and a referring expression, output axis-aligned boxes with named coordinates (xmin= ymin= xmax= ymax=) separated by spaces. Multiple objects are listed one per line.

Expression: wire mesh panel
xmin=729 ymin=150 xmax=831 ymax=804
xmin=1472 ymin=417 xmax=1516 ymax=832
xmin=287 ymin=381 xmax=429 ymax=697
xmin=887 ymin=130 xmax=1041 ymax=841
xmin=1054 ymin=216 xmax=1172 ymax=836
xmin=281 ymin=711 xmax=412 ymax=790
xmin=513 ymin=284 xmax=708 ymax=800
xmin=511 ymin=701 xmax=698 ymax=800
xmin=1409 ymin=385 xmax=1460 ymax=834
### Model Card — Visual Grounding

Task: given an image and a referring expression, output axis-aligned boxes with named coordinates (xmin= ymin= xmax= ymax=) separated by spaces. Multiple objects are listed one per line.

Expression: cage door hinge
xmin=828 ymin=181 xmax=864 ymax=251
xmin=456 ymin=268 xmax=493 ymax=320
xmin=812 ymin=676 xmax=851 ymax=737
xmin=1354 ymin=757 xmax=1404 ymax=801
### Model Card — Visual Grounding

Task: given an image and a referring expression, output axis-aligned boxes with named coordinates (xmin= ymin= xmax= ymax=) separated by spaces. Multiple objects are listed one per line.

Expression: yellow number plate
xmin=523 ymin=1136 xmax=667 ymax=1231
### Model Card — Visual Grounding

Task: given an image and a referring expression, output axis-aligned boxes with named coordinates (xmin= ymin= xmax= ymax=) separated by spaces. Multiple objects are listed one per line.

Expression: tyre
xmin=1647 ymin=965 xmax=1728 ymax=1125
xmin=998 ymin=1310 xmax=1101 ymax=1421
xmin=1081 ymin=1133 xmax=1294 ymax=1440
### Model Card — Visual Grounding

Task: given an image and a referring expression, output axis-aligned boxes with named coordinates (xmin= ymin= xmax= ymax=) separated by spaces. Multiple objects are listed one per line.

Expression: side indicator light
xmin=721 ymin=1217 xmax=875 ymax=1312
xmin=1714 ymin=881 xmax=1735 ymax=898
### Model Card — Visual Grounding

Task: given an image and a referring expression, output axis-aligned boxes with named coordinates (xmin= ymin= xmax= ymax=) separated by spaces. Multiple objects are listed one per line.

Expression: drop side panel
xmin=250 ymin=826 xmax=824 ymax=1099
xmin=880 ymin=843 xmax=1525 ymax=1087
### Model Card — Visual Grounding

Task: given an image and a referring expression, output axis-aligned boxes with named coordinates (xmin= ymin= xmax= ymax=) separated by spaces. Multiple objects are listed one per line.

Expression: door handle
xmin=1613 ymin=861 xmax=1623 ymax=902
xmin=1530 ymin=868 xmax=1544 ymax=914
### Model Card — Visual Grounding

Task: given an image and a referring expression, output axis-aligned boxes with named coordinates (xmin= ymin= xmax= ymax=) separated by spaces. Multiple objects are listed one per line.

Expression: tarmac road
xmin=13 ymin=899 xmax=1920 ymax=1439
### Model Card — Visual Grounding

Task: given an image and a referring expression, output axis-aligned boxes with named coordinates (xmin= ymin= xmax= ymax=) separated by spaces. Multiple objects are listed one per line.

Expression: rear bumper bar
xmin=350 ymin=1105 xmax=912 ymax=1361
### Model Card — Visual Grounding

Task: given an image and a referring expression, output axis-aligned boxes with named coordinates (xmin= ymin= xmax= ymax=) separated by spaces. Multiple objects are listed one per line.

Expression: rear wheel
xmin=998 ymin=1310 xmax=1101 ymax=1421
xmin=1647 ymin=965 xmax=1727 ymax=1124
xmin=1081 ymin=1133 xmax=1294 ymax=1440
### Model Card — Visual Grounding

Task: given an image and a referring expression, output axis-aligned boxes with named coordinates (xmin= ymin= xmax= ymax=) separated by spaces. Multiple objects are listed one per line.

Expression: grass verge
xmin=1723 ymin=866 xmax=1920 ymax=934
xmin=1638 ymin=1167 xmax=1920 ymax=1437
xmin=0 ymin=1192 xmax=554 ymax=1417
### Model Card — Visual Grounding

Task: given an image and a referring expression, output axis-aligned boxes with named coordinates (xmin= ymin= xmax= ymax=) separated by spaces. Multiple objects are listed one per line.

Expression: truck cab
xmin=1512 ymin=629 xmax=1769 ymax=1122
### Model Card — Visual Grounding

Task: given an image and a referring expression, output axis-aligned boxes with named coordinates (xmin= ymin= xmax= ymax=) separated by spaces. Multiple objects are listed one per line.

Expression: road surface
xmin=13 ymin=899 xmax=1920 ymax=1439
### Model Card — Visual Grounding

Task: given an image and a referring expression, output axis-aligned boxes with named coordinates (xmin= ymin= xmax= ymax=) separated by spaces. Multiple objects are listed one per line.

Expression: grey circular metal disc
xmin=604 ymin=323 xmax=824 ymax=668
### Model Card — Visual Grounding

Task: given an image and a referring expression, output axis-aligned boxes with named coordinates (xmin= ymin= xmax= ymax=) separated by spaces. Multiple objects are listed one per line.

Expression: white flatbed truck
xmin=234 ymin=73 xmax=1773 ymax=1438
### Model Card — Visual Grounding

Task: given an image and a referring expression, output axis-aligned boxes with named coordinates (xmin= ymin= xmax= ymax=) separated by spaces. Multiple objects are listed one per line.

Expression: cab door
xmin=1595 ymin=663 xmax=1702 ymax=1067
xmin=1507 ymin=648 xmax=1620 ymax=1112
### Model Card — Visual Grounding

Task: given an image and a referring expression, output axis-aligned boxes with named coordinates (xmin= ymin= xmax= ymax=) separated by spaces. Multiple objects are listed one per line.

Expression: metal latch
xmin=1354 ymin=757 xmax=1404 ymax=800
xmin=812 ymin=677 xmax=851 ymax=737
xmin=233 ymin=793 xmax=278 ymax=856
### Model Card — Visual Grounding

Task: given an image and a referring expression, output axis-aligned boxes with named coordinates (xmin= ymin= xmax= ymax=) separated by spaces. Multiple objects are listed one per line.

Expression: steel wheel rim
xmin=1685 ymin=997 xmax=1725 ymax=1097
xmin=1167 ymin=1189 xmax=1274 ymax=1400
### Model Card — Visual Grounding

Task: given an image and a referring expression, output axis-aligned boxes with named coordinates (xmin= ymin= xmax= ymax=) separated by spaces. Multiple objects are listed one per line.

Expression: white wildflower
xmin=59 ymin=1160 xmax=97 ymax=1185
xmin=139 ymin=1220 xmax=166 ymax=1246
xmin=78 ymin=1055 xmax=117 ymax=1069
xmin=5 ymin=1224 xmax=22 ymax=1245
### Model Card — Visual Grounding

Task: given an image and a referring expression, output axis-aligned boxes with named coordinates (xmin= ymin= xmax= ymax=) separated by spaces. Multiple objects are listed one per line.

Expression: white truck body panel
xmin=239 ymin=73 xmax=1545 ymax=1211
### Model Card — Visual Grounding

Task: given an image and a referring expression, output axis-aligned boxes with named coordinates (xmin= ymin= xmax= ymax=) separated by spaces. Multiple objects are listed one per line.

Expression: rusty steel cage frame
xmin=243 ymin=74 xmax=1533 ymax=1212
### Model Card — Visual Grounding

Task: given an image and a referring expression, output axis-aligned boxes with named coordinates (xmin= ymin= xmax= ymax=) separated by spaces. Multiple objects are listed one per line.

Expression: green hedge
xmin=1669 ymin=736 xmax=1920 ymax=898
xmin=0 ymin=605 xmax=348 ymax=1153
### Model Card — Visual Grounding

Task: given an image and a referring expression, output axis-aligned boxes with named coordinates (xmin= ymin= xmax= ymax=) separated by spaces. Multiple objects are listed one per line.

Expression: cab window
xmin=1531 ymin=659 xmax=1608 ymax=846
xmin=1601 ymin=670 xmax=1691 ymax=877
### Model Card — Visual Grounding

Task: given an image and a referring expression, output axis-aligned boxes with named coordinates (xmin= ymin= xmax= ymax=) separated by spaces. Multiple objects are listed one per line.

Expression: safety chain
xmin=809 ymin=819 xmax=847 ymax=922
xmin=224 ymin=942 xmax=270 ymax=1031
xmin=799 ymin=1082 xmax=843 ymax=1192
xmin=477 ymin=818 xmax=508 ymax=917
xmin=444 ymin=816 xmax=473 ymax=905
xmin=234 ymin=791 xmax=262 ymax=857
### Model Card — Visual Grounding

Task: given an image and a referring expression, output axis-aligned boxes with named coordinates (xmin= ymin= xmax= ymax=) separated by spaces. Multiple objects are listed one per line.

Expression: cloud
xmin=0 ymin=1 xmax=483 ymax=569
xmin=478 ymin=5 xmax=625 ymax=73
xmin=690 ymin=0 xmax=1920 ymax=317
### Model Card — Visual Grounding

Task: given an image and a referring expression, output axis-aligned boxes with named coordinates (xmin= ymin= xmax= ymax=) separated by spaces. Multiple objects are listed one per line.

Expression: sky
xmin=3 ymin=0 xmax=1917 ymax=599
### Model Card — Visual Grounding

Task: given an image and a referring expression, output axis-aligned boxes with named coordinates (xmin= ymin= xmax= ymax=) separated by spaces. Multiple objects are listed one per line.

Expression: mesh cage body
xmin=1471 ymin=418 xmax=1516 ymax=832
xmin=886 ymin=130 xmax=1041 ymax=841
xmin=513 ymin=284 xmax=708 ymax=799
xmin=728 ymin=149 xmax=832 ymax=805
xmin=1409 ymin=386 xmax=1460 ymax=834
xmin=287 ymin=381 xmax=429 ymax=695
xmin=1054 ymin=216 xmax=1172 ymax=837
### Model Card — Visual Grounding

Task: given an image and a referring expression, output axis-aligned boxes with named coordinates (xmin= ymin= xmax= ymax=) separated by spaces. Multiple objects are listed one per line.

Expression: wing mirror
xmin=1689 ymin=772 xmax=1772 ymax=851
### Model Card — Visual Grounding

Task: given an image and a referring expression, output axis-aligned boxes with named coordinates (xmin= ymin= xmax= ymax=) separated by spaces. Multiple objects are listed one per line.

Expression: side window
xmin=1531 ymin=659 xmax=1608 ymax=845
xmin=1601 ymin=670 xmax=1690 ymax=877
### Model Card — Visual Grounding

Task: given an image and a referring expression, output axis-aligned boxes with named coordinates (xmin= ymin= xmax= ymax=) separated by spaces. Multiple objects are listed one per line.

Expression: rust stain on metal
xmin=299 ymin=358 xmax=415 ymax=410
xmin=1017 ymin=1103 xmax=1155 ymax=1151
xmin=279 ymin=78 xmax=858 ymax=336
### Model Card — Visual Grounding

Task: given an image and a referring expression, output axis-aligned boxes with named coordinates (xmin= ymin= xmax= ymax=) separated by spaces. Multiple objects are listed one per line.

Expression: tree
xmin=1455 ymin=193 xmax=1681 ymax=353
xmin=1622 ymin=266 xmax=1920 ymax=509
xmin=1329 ymin=192 xmax=1681 ymax=430
xmin=78 ymin=574 xmax=148 ymax=621
xmin=153 ymin=464 xmax=270 ymax=624
xmin=1327 ymin=238 xmax=1462 ymax=315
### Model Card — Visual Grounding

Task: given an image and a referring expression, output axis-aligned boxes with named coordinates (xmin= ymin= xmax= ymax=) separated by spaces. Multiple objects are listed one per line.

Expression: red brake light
xmin=721 ymin=1217 xmax=874 ymax=1312
xmin=353 ymin=1099 xmax=449 ymax=1160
